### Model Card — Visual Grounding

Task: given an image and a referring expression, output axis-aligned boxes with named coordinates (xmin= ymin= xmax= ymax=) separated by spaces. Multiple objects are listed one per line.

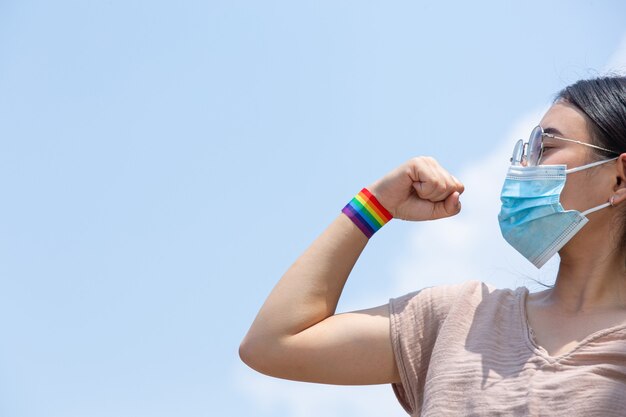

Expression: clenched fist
xmin=367 ymin=157 xmax=465 ymax=221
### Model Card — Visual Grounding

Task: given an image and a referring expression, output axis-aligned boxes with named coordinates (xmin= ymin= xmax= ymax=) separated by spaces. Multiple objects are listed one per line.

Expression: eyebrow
xmin=542 ymin=127 xmax=565 ymax=136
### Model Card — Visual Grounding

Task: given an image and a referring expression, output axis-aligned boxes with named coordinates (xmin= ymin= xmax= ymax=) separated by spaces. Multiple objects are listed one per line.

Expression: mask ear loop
xmin=565 ymin=157 xmax=619 ymax=174
xmin=569 ymin=157 xmax=620 ymax=216
xmin=582 ymin=201 xmax=612 ymax=216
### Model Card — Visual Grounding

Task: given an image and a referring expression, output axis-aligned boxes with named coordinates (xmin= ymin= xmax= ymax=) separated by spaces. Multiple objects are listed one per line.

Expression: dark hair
xmin=555 ymin=76 xmax=626 ymax=159
xmin=555 ymin=76 xmax=626 ymax=258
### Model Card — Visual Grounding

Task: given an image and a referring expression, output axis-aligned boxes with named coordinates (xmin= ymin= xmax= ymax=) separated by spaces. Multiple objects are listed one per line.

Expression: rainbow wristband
xmin=342 ymin=188 xmax=393 ymax=238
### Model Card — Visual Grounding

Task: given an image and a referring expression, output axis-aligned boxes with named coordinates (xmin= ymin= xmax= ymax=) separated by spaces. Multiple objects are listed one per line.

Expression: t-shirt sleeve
xmin=388 ymin=281 xmax=471 ymax=415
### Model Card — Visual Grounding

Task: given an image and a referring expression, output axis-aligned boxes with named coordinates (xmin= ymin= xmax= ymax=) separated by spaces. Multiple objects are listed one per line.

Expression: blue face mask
xmin=498 ymin=158 xmax=617 ymax=268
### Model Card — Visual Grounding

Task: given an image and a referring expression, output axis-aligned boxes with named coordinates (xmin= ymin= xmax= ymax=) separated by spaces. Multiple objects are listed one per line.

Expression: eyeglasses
xmin=510 ymin=125 xmax=620 ymax=166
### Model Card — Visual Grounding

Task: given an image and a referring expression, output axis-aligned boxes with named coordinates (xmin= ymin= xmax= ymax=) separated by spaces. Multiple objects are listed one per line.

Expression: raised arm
xmin=239 ymin=157 xmax=464 ymax=385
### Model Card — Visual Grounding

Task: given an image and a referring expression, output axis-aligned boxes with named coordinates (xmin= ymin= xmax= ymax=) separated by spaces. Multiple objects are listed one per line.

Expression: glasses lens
xmin=528 ymin=126 xmax=543 ymax=166
xmin=511 ymin=139 xmax=524 ymax=165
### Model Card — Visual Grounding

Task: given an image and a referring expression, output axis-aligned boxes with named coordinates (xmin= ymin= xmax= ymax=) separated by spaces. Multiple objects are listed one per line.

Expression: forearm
xmin=241 ymin=213 xmax=367 ymax=347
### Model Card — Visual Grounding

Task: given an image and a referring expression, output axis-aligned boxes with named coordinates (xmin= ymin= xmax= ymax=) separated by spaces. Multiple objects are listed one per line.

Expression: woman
xmin=240 ymin=76 xmax=626 ymax=416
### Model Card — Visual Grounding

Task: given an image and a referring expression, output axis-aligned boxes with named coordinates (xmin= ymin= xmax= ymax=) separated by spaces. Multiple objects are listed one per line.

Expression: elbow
xmin=239 ymin=334 xmax=269 ymax=373
xmin=238 ymin=337 xmax=256 ymax=369
xmin=239 ymin=333 xmax=287 ymax=377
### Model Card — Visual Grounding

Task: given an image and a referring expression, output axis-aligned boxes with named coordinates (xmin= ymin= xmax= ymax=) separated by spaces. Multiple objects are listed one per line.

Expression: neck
xmin=547 ymin=217 xmax=626 ymax=314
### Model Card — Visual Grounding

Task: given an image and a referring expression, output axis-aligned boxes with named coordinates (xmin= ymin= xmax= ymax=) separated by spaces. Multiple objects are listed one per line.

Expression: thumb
xmin=432 ymin=191 xmax=462 ymax=219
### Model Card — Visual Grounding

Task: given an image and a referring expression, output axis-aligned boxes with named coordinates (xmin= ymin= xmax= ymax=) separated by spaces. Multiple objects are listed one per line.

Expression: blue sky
xmin=1 ymin=1 xmax=625 ymax=416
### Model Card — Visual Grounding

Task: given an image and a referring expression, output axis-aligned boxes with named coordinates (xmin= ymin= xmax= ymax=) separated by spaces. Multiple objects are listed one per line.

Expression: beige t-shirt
xmin=389 ymin=280 xmax=626 ymax=416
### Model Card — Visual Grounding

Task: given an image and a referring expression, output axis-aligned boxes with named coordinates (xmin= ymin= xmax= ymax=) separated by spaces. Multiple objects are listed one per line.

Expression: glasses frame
xmin=510 ymin=125 xmax=621 ymax=166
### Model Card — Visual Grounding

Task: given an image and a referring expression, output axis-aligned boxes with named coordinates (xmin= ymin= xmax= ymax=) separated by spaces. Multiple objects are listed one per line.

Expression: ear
xmin=611 ymin=153 xmax=626 ymax=206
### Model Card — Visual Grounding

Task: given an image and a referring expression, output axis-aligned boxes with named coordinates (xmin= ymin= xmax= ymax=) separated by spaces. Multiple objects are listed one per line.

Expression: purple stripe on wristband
xmin=342 ymin=205 xmax=375 ymax=238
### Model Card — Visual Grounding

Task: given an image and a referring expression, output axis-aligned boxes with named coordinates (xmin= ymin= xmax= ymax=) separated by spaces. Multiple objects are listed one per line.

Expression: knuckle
xmin=413 ymin=155 xmax=434 ymax=164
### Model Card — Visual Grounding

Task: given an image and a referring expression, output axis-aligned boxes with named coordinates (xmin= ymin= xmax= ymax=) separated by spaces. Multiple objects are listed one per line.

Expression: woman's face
xmin=538 ymin=101 xmax=615 ymax=213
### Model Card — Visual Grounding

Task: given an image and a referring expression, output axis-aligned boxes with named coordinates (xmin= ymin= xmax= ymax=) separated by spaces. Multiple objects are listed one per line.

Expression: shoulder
xmin=390 ymin=280 xmax=527 ymax=323
xmin=391 ymin=280 xmax=506 ymax=307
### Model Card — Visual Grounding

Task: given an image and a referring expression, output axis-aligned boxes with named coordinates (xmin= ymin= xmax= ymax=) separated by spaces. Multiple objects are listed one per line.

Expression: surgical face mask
xmin=498 ymin=157 xmax=617 ymax=268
